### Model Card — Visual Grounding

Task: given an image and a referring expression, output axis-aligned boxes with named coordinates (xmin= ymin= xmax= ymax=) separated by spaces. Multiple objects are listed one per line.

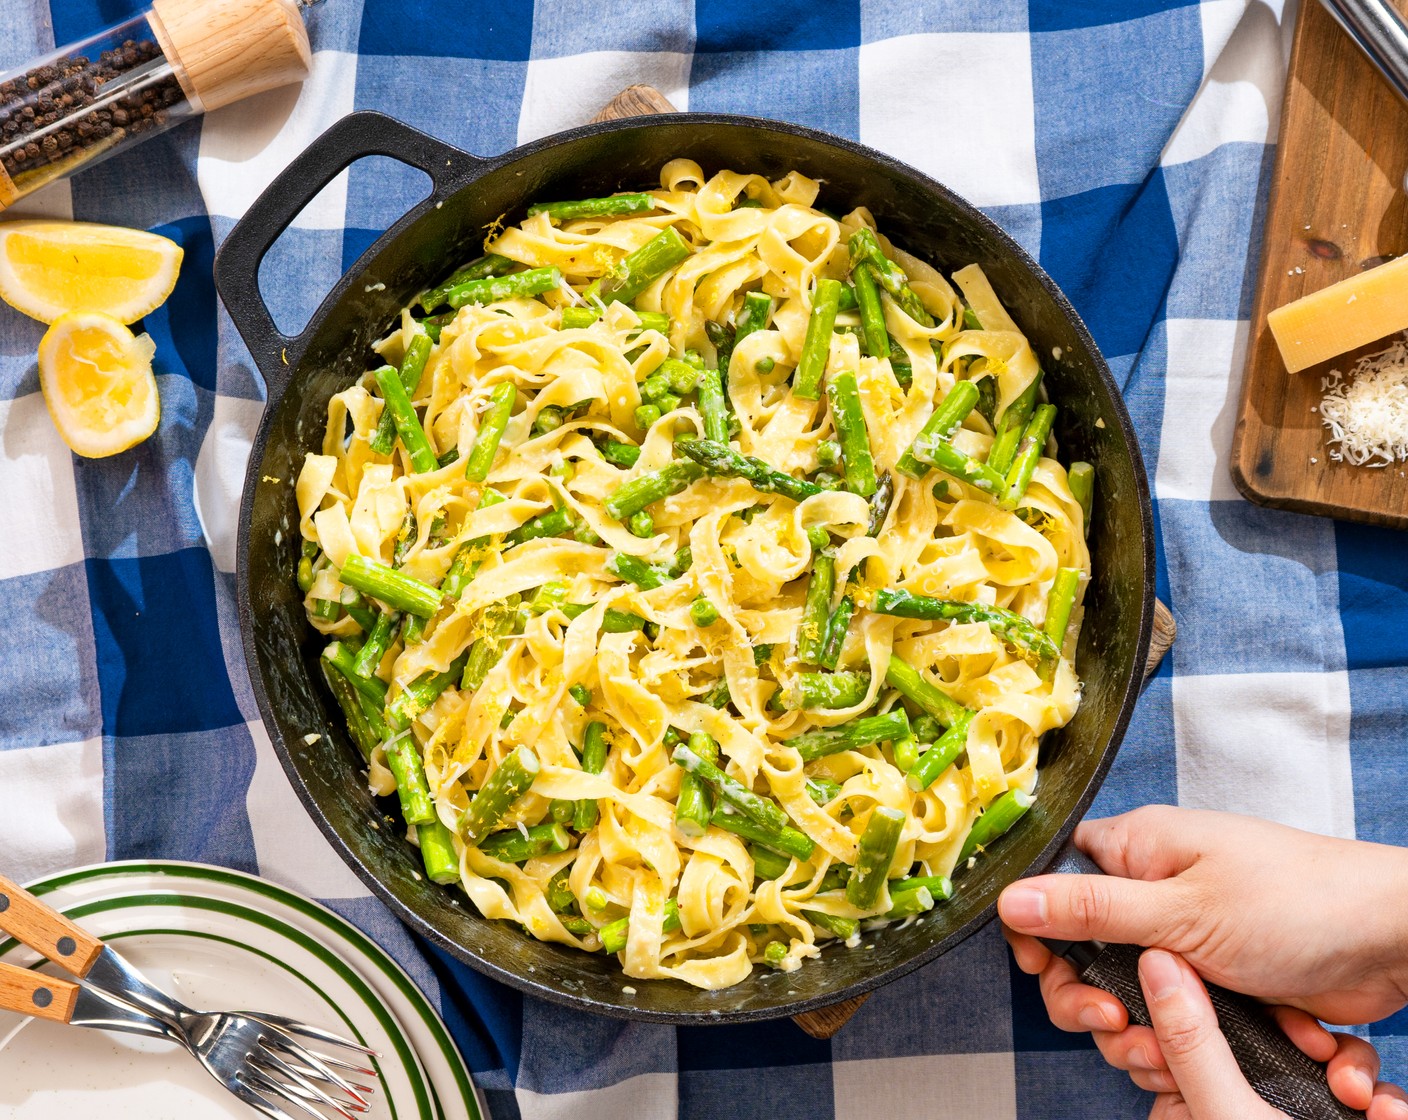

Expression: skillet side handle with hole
xmin=0 ymin=961 xmax=79 ymax=1024
xmin=212 ymin=110 xmax=482 ymax=403
xmin=1041 ymin=848 xmax=1364 ymax=1120
xmin=0 ymin=872 xmax=104 ymax=976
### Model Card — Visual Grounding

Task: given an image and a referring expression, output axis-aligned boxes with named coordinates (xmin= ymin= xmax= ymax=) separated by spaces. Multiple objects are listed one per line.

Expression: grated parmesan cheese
xmin=1319 ymin=338 xmax=1408 ymax=466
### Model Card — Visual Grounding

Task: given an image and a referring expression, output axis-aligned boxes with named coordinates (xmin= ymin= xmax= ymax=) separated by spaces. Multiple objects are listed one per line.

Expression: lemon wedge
xmin=38 ymin=311 xmax=160 ymax=458
xmin=0 ymin=220 xmax=183 ymax=324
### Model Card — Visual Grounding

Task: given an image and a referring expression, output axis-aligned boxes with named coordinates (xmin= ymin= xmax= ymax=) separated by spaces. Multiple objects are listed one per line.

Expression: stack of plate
xmin=0 ymin=861 xmax=485 ymax=1120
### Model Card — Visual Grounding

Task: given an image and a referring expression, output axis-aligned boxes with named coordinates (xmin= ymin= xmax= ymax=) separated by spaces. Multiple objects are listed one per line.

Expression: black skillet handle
xmin=1041 ymin=847 xmax=1363 ymax=1119
xmin=213 ymin=111 xmax=481 ymax=402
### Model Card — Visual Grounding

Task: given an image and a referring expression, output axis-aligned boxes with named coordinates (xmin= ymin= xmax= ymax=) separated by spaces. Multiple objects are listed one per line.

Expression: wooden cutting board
xmin=592 ymin=85 xmax=1177 ymax=1039
xmin=1231 ymin=0 xmax=1408 ymax=528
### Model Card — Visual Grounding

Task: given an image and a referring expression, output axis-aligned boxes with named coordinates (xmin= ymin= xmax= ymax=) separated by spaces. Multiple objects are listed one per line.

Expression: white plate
xmin=0 ymin=861 xmax=485 ymax=1120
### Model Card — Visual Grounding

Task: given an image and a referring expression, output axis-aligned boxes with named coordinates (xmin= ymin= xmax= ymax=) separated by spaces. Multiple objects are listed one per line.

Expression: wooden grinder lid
xmin=149 ymin=0 xmax=311 ymax=113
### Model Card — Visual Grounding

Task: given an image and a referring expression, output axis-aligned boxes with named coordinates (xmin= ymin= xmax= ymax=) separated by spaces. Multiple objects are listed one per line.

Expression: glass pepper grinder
xmin=0 ymin=0 xmax=313 ymax=210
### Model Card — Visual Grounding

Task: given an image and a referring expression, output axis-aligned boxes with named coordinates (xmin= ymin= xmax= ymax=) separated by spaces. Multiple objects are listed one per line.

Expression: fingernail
xmin=1140 ymin=950 xmax=1183 ymax=1001
xmin=1348 ymin=1069 xmax=1374 ymax=1102
xmin=1078 ymin=1003 xmax=1116 ymax=1032
xmin=999 ymin=886 xmax=1047 ymax=928
xmin=1386 ymin=1099 xmax=1408 ymax=1119
xmin=1128 ymin=1045 xmax=1154 ymax=1070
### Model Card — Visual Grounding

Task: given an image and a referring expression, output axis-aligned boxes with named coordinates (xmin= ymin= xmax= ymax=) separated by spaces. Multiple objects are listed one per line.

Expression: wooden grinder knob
xmin=149 ymin=0 xmax=312 ymax=113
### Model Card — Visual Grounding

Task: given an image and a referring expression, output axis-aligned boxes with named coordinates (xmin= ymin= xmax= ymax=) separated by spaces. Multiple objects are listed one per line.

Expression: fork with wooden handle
xmin=0 ymin=872 xmax=379 ymax=1119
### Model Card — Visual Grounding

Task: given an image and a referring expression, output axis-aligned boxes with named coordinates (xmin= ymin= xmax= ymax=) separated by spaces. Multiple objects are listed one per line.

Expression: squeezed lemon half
xmin=38 ymin=311 xmax=160 ymax=458
xmin=0 ymin=219 xmax=183 ymax=324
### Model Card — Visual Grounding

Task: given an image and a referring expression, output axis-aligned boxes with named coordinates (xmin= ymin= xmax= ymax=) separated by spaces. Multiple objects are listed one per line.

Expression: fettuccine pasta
xmin=296 ymin=162 xmax=1090 ymax=990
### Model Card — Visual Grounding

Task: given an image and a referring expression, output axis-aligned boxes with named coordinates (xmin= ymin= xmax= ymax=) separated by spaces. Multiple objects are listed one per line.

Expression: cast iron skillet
xmin=213 ymin=111 xmax=1155 ymax=1024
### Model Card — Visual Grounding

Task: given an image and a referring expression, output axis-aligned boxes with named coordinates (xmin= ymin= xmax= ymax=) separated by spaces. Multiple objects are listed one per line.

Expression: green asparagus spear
xmin=867 ymin=471 xmax=895 ymax=538
xmin=893 ymin=874 xmax=953 ymax=900
xmin=416 ymin=820 xmax=460 ymax=884
xmin=461 ymin=746 xmax=540 ymax=842
xmin=387 ymin=651 xmax=470 ymax=732
xmin=340 ymin=554 xmax=442 ymax=618
xmin=826 ymin=370 xmax=877 ymax=497
xmin=957 ymin=789 xmax=1034 ymax=864
xmin=884 ymin=654 xmax=970 ymax=729
xmin=697 ymin=367 xmax=730 ymax=443
xmin=419 ymin=254 xmax=514 ymax=312
xmin=1067 ymin=461 xmax=1095 ymax=537
xmin=797 ymin=551 xmax=835 ymax=665
xmin=598 ymin=227 xmax=692 ymax=304
xmin=374 ymin=364 xmax=439 ymax=474
xmin=573 ymin=720 xmax=609 ymax=832
xmin=561 ymin=307 xmax=671 ymax=332
xmin=750 ymin=845 xmax=792 ymax=881
xmin=461 ymin=602 xmax=518 ymax=692
xmin=962 ymin=306 xmax=983 ymax=331
xmin=528 ymin=192 xmax=656 ymax=220
xmin=806 ymin=777 xmax=842 ymax=806
xmin=905 ymin=711 xmax=974 ymax=791
xmin=392 ymin=511 xmax=419 ymax=568
xmin=321 ymin=661 xmax=382 ymax=758
xmin=600 ymin=440 xmax=642 ymax=469
xmin=851 ymin=263 xmax=889 ymax=359
xmin=351 ymin=610 xmax=398 ymax=679
xmin=706 ymin=320 xmax=736 ymax=377
xmin=872 ymin=590 xmax=1060 ymax=664
xmin=678 ymin=438 xmax=822 ymax=503
xmin=604 ymin=460 xmax=705 ymax=521
xmin=322 ymin=641 xmax=389 ymax=708
xmin=892 ymin=735 xmax=921 ymax=773
xmin=847 ymin=806 xmax=904 ymax=910
xmin=478 ymin=822 xmax=572 ymax=864
xmin=803 ymin=910 xmax=859 ymax=940
xmin=896 ymin=380 xmax=982 ymax=480
xmin=464 ymin=382 xmax=517 ymax=483
xmin=599 ymin=898 xmax=681 ymax=954
xmin=371 ymin=330 xmax=434 ymax=455
xmin=884 ymin=885 xmax=934 ymax=920
xmin=506 ymin=507 xmax=574 ymax=545
xmin=818 ymin=595 xmax=854 ymax=671
xmin=793 ymin=671 xmax=870 ymax=710
xmin=446 ymin=266 xmax=562 ymax=310
xmin=605 ymin=552 xmax=668 ymax=590
xmin=987 ymin=372 xmax=1043 ymax=477
xmin=848 ymin=228 xmax=932 ymax=327
xmin=601 ymin=608 xmax=649 ymax=634
xmin=529 ymin=582 xmax=568 ymax=615
xmin=786 ymin=709 xmax=912 ymax=763
xmin=735 ymin=291 xmax=773 ymax=346
xmin=673 ymin=744 xmax=789 ymax=833
xmin=793 ymin=278 xmax=842 ymax=400
xmin=1044 ymin=567 xmax=1081 ymax=650
xmin=675 ymin=730 xmax=719 ymax=838
xmin=385 ymin=732 xmax=437 ymax=825
xmin=711 ymin=808 xmax=816 ymax=862
xmin=1002 ymin=404 xmax=1058 ymax=509
xmin=919 ymin=440 xmax=1009 ymax=497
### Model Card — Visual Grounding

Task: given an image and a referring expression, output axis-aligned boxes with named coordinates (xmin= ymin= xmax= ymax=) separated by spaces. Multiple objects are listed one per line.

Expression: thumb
xmin=1139 ymin=950 xmax=1274 ymax=1120
xmin=997 ymin=872 xmax=1186 ymax=945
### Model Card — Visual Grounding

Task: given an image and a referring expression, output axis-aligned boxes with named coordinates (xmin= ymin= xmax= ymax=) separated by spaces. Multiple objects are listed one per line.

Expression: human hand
xmin=998 ymin=805 xmax=1408 ymax=1116
xmin=1109 ymin=947 xmax=1408 ymax=1118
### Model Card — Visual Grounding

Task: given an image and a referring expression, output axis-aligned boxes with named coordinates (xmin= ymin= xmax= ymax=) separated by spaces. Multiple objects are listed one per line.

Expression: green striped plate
xmin=0 ymin=861 xmax=484 ymax=1120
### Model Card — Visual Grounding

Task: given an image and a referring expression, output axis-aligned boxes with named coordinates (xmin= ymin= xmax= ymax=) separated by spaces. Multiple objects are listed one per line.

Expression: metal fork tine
xmin=245 ymin=1068 xmax=339 ymax=1120
xmin=256 ymin=1051 xmax=370 ymax=1117
xmin=260 ymin=1036 xmax=372 ymax=1108
xmin=232 ymin=1075 xmax=306 ymax=1120
xmin=269 ymin=1049 xmax=376 ymax=1095
xmin=250 ymin=1012 xmax=379 ymax=1055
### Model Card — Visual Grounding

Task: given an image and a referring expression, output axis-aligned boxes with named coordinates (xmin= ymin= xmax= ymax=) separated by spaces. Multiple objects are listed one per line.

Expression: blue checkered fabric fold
xmin=2 ymin=1 xmax=1404 ymax=1116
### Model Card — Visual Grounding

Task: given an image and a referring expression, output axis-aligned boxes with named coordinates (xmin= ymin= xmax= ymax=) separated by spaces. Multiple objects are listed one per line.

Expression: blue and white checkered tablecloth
xmin=3 ymin=0 xmax=1405 ymax=1115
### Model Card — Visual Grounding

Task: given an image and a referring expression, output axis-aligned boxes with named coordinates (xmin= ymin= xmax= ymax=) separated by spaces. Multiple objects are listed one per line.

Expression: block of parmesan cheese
xmin=1267 ymin=253 xmax=1408 ymax=373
